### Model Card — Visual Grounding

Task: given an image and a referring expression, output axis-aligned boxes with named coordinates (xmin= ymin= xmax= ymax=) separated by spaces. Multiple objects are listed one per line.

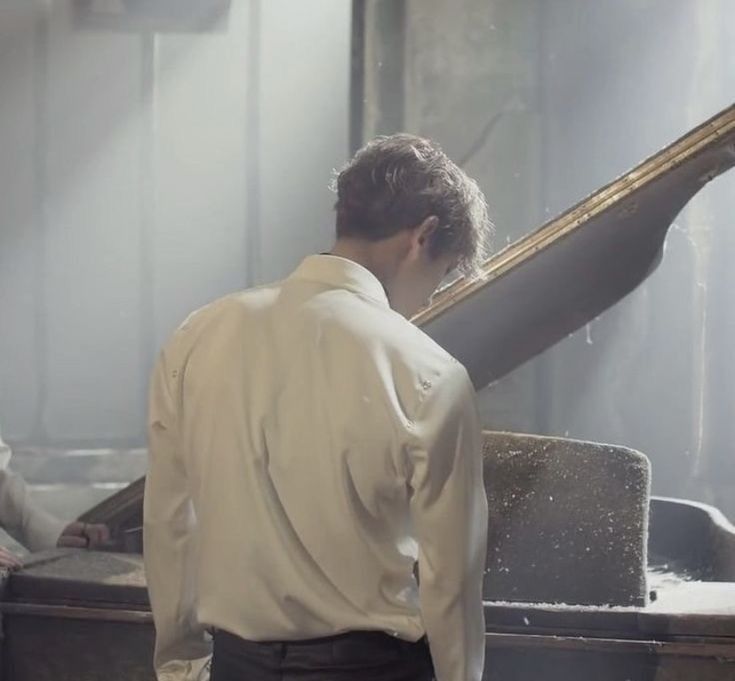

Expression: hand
xmin=57 ymin=522 xmax=111 ymax=549
xmin=0 ymin=545 xmax=23 ymax=570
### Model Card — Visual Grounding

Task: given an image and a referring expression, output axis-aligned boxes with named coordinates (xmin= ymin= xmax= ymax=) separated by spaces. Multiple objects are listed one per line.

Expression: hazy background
xmin=0 ymin=0 xmax=350 ymax=518
xmin=1 ymin=0 xmax=734 ymax=523
xmin=361 ymin=0 xmax=735 ymax=519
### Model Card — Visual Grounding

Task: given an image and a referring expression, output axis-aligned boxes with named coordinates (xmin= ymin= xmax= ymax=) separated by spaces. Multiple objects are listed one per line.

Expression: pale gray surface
xmin=0 ymin=0 xmax=350 ymax=446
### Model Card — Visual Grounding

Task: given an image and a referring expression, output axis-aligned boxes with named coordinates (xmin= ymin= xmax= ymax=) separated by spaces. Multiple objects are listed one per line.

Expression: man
xmin=144 ymin=134 xmax=491 ymax=681
xmin=0 ymin=426 xmax=109 ymax=567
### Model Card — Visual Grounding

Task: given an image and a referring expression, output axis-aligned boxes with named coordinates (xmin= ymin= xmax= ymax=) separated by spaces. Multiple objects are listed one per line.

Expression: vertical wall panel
xmin=0 ymin=7 xmax=40 ymax=440
xmin=0 ymin=0 xmax=350 ymax=448
xmin=43 ymin=4 xmax=144 ymax=442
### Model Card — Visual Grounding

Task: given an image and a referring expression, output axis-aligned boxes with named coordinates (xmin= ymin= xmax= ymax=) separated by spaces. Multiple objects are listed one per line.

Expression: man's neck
xmin=328 ymin=239 xmax=391 ymax=290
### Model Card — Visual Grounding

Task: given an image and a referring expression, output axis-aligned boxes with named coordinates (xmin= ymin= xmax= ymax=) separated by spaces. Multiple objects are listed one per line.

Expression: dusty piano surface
xmin=480 ymin=497 xmax=735 ymax=681
xmin=0 ymin=104 xmax=733 ymax=680
xmin=482 ymin=577 xmax=735 ymax=681
xmin=479 ymin=429 xmax=735 ymax=681
xmin=0 ymin=551 xmax=153 ymax=681
xmin=2 ymin=489 xmax=734 ymax=681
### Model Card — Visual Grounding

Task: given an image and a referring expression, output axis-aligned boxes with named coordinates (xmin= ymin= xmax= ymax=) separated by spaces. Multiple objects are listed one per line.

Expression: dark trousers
xmin=211 ymin=629 xmax=435 ymax=681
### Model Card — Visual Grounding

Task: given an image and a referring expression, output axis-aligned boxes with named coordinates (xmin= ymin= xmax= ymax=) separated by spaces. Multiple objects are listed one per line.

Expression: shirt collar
xmin=288 ymin=254 xmax=390 ymax=309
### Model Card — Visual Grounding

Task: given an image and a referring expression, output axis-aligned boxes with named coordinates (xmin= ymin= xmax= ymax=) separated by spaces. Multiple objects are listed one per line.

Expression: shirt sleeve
xmin=143 ymin=350 xmax=211 ymax=681
xmin=406 ymin=362 xmax=488 ymax=681
xmin=0 ymin=434 xmax=66 ymax=552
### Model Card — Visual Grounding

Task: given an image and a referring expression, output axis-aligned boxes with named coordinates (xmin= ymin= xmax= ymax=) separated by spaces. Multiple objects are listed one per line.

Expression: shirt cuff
xmin=157 ymin=657 xmax=211 ymax=681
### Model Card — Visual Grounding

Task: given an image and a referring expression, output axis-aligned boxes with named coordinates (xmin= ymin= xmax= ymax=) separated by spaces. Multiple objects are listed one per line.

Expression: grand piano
xmin=0 ymin=104 xmax=733 ymax=681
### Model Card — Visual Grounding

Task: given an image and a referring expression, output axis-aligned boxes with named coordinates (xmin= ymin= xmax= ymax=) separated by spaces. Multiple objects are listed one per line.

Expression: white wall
xmin=0 ymin=0 xmax=351 ymax=447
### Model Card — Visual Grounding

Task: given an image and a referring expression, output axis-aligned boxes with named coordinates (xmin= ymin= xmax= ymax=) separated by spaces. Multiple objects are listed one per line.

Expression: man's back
xmin=157 ymin=256 xmax=459 ymax=640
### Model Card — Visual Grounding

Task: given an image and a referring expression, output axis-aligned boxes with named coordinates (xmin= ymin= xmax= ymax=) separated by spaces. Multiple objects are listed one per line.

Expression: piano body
xmin=0 ymin=104 xmax=734 ymax=680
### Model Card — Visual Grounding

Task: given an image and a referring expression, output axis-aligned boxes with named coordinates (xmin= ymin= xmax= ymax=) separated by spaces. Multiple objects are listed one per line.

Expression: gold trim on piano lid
xmin=412 ymin=103 xmax=735 ymax=327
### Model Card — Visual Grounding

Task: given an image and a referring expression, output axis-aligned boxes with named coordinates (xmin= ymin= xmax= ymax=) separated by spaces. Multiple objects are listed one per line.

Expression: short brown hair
xmin=334 ymin=134 xmax=492 ymax=275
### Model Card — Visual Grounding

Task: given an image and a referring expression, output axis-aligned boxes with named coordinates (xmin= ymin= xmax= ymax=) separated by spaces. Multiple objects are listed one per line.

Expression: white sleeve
xmin=406 ymin=363 xmax=488 ymax=681
xmin=0 ymin=434 xmax=65 ymax=552
xmin=143 ymin=351 xmax=211 ymax=681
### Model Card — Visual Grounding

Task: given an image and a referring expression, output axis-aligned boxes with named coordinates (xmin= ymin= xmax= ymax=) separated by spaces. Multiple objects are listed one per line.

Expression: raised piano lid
xmin=416 ymin=102 xmax=735 ymax=389
xmin=80 ymin=104 xmax=735 ymax=527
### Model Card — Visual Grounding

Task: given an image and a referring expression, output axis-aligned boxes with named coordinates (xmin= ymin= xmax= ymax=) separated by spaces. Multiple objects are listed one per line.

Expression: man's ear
xmin=414 ymin=215 xmax=439 ymax=249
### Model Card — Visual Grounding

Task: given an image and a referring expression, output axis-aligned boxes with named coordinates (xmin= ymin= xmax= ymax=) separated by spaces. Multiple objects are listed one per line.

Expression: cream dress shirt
xmin=144 ymin=254 xmax=488 ymax=681
xmin=0 ymin=429 xmax=66 ymax=552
